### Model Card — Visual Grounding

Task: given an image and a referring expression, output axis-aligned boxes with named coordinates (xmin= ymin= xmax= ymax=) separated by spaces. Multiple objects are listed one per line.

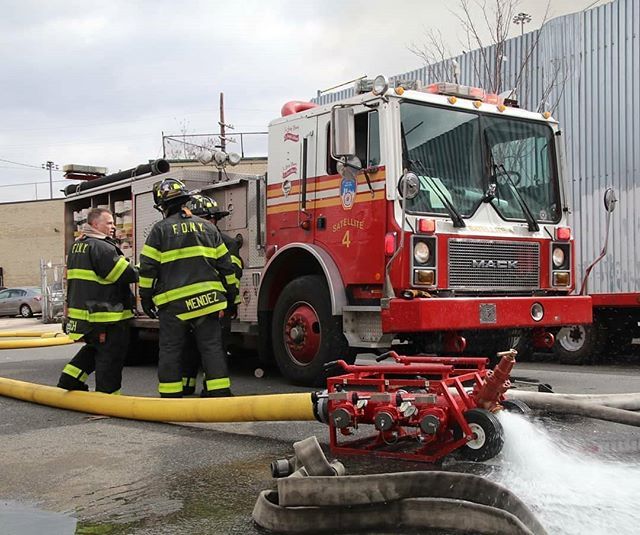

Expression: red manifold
xmin=324 ymin=351 xmax=516 ymax=463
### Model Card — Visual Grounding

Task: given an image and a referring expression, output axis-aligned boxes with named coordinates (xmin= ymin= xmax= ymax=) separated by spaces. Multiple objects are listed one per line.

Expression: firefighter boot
xmin=182 ymin=376 xmax=197 ymax=396
xmin=57 ymin=373 xmax=89 ymax=392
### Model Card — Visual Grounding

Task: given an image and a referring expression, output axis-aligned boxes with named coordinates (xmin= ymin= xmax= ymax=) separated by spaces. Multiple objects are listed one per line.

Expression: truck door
xmin=313 ymin=109 xmax=386 ymax=286
xmin=266 ymin=116 xmax=318 ymax=245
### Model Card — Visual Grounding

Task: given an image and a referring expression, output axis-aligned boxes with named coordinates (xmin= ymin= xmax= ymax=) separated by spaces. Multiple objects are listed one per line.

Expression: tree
xmin=409 ymin=0 xmax=568 ymax=113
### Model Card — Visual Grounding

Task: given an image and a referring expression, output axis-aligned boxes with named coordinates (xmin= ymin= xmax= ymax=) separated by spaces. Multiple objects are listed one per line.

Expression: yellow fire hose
xmin=0 ymin=331 xmax=65 ymax=337
xmin=0 ymin=376 xmax=316 ymax=423
xmin=0 ymin=330 xmax=74 ymax=349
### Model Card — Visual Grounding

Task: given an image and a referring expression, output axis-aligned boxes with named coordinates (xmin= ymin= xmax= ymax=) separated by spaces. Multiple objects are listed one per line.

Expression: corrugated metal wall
xmin=313 ymin=0 xmax=639 ymax=294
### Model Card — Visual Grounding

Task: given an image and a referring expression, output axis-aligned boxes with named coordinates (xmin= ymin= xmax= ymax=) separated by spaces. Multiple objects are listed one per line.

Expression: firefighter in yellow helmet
xmin=180 ymin=193 xmax=243 ymax=394
xmin=138 ymin=179 xmax=237 ymax=397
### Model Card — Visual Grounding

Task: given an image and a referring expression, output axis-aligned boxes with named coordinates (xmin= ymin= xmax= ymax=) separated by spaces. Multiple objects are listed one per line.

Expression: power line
xmin=0 ymin=165 xmax=63 ymax=172
xmin=0 ymin=179 xmax=75 ymax=189
xmin=0 ymin=157 xmax=42 ymax=169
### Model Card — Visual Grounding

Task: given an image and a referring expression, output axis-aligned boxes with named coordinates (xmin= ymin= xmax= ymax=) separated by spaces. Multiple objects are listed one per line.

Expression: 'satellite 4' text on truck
xmin=63 ymin=77 xmax=595 ymax=385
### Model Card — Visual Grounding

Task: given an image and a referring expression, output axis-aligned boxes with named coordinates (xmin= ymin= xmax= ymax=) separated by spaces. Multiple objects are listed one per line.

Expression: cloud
xmin=0 ymin=0 xmax=592 ymax=201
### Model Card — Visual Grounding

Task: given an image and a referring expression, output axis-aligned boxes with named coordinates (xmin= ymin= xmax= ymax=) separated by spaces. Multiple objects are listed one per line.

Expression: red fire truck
xmin=63 ymin=76 xmax=595 ymax=385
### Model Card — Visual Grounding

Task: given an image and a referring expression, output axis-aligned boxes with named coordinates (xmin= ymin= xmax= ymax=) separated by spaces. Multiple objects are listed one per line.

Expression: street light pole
xmin=41 ymin=160 xmax=58 ymax=199
xmin=512 ymin=12 xmax=532 ymax=37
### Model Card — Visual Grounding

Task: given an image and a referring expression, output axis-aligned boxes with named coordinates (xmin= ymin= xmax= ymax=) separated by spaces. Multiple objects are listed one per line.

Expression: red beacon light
xmin=555 ymin=227 xmax=571 ymax=241
xmin=417 ymin=218 xmax=436 ymax=234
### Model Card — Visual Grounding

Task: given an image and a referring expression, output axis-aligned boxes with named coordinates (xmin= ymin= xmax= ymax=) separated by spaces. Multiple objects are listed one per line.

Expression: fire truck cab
xmin=258 ymin=76 xmax=591 ymax=383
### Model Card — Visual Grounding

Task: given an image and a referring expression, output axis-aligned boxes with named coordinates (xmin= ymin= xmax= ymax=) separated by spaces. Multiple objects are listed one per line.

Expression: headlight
xmin=414 ymin=241 xmax=430 ymax=264
xmin=552 ymin=247 xmax=565 ymax=267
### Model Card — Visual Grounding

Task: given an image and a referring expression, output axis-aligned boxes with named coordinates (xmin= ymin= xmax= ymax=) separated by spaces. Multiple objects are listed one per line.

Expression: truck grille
xmin=448 ymin=239 xmax=540 ymax=290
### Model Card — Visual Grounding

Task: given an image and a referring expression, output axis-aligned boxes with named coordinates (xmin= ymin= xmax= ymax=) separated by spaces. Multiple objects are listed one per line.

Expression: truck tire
xmin=553 ymin=324 xmax=602 ymax=364
xmin=271 ymin=275 xmax=350 ymax=386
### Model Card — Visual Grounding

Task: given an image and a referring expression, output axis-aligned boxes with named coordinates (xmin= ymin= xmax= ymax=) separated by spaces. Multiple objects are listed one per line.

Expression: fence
xmin=39 ymin=260 xmax=64 ymax=324
xmin=162 ymin=131 xmax=268 ymax=161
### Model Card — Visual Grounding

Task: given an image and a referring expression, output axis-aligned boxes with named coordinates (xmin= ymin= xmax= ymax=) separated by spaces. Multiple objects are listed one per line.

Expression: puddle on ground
xmin=74 ymin=452 xmax=284 ymax=535
xmin=0 ymin=501 xmax=76 ymax=535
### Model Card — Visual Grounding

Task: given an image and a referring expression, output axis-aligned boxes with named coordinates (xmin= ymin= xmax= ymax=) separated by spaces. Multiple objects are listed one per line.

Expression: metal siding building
xmin=313 ymin=0 xmax=639 ymax=294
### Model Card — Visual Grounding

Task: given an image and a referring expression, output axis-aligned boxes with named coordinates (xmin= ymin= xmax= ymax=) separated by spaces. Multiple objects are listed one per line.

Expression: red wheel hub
xmin=284 ymin=303 xmax=321 ymax=364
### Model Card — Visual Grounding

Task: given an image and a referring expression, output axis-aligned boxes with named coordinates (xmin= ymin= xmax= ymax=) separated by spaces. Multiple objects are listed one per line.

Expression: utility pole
xmin=218 ymin=92 xmax=225 ymax=182
xmin=41 ymin=160 xmax=58 ymax=199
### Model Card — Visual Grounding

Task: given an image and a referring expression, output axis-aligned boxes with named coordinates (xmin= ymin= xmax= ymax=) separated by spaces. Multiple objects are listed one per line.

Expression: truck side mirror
xmin=603 ymin=187 xmax=617 ymax=213
xmin=331 ymin=107 xmax=355 ymax=158
xmin=398 ymin=172 xmax=420 ymax=199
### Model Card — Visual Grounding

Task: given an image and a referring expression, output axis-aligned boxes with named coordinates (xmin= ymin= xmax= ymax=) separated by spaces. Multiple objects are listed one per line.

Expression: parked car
xmin=0 ymin=287 xmax=43 ymax=317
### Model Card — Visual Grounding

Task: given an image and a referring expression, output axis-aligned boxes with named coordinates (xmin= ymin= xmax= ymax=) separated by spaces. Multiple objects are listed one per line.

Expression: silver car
xmin=0 ymin=287 xmax=43 ymax=317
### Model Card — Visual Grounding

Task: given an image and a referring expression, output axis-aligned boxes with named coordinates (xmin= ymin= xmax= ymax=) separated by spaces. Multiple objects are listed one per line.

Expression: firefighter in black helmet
xmin=180 ymin=194 xmax=243 ymax=394
xmin=138 ymin=179 xmax=237 ymax=397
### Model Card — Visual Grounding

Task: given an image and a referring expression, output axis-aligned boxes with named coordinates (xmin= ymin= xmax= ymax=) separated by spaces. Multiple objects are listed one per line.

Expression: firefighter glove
xmin=141 ymin=297 xmax=158 ymax=319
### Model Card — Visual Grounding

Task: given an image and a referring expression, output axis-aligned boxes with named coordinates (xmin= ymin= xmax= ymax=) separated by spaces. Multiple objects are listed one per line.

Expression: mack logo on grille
xmin=471 ymin=259 xmax=518 ymax=269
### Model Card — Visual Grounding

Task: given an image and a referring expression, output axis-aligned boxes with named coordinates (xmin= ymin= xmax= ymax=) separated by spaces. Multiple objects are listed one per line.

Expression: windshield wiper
xmin=411 ymin=159 xmax=466 ymax=228
xmin=400 ymin=124 xmax=465 ymax=227
xmin=495 ymin=163 xmax=539 ymax=232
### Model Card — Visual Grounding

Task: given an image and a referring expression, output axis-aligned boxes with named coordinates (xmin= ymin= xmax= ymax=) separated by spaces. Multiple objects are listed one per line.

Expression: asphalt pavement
xmin=1 ymin=317 xmax=640 ymax=534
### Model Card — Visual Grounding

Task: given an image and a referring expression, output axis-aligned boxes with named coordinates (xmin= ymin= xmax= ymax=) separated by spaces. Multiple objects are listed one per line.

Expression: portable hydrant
xmin=313 ymin=350 xmax=520 ymax=463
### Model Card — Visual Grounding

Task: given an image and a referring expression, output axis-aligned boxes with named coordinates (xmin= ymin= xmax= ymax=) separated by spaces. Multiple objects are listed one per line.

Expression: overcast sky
xmin=0 ymin=0 xmax=607 ymax=202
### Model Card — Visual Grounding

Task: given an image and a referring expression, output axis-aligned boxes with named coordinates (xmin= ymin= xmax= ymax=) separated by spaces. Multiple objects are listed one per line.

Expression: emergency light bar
xmin=424 ymin=82 xmax=502 ymax=105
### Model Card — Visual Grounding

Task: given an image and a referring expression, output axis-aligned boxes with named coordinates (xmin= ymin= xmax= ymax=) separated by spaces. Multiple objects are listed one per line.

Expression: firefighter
xmin=138 ymin=178 xmax=237 ymax=398
xmin=180 ymin=194 xmax=243 ymax=394
xmin=57 ymin=207 xmax=138 ymax=394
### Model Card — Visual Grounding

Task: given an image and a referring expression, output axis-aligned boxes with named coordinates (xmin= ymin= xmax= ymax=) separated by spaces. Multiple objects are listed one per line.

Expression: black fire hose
xmin=253 ymin=437 xmax=547 ymax=535
xmin=64 ymin=159 xmax=170 ymax=196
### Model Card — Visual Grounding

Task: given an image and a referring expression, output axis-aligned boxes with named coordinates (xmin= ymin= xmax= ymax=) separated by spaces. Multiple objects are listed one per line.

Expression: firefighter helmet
xmin=187 ymin=194 xmax=230 ymax=220
xmin=152 ymin=178 xmax=191 ymax=210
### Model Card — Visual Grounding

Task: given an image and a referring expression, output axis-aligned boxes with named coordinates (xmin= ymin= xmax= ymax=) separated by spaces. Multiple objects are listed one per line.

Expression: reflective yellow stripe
xmin=68 ymin=308 xmax=134 ymax=323
xmin=205 ymin=377 xmax=231 ymax=391
xmin=141 ymin=244 xmax=161 ymax=262
xmin=234 ymin=294 xmax=242 ymax=305
xmin=231 ymin=255 xmax=242 ymax=268
xmin=139 ymin=276 xmax=155 ymax=289
xmin=152 ymin=281 xmax=225 ymax=306
xmin=67 ymin=269 xmax=112 ymax=285
xmin=158 ymin=381 xmax=183 ymax=394
xmin=110 ymin=390 xmax=122 ymax=395
xmin=160 ymin=244 xmax=228 ymax=264
xmin=68 ymin=333 xmax=84 ymax=341
xmin=104 ymin=257 xmax=130 ymax=283
xmin=182 ymin=377 xmax=196 ymax=387
xmin=176 ymin=302 xmax=226 ymax=321
xmin=225 ymin=274 xmax=239 ymax=286
xmin=62 ymin=363 xmax=85 ymax=380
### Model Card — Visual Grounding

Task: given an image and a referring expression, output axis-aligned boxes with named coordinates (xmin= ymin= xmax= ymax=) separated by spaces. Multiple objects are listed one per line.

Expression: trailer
xmin=63 ymin=77 xmax=597 ymax=385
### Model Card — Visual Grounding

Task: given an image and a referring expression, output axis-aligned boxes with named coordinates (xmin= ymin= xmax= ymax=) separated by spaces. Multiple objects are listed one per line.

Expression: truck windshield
xmin=484 ymin=116 xmax=560 ymax=223
xmin=400 ymin=102 xmax=561 ymax=223
xmin=401 ymin=103 xmax=484 ymax=217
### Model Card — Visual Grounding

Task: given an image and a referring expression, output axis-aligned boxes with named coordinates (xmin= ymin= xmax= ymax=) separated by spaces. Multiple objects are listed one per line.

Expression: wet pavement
xmin=1 ymin=318 xmax=640 ymax=534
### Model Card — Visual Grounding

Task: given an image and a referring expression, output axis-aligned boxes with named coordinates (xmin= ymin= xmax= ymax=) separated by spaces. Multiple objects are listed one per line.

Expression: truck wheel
xmin=272 ymin=275 xmax=349 ymax=386
xmin=456 ymin=408 xmax=504 ymax=462
xmin=553 ymin=324 xmax=601 ymax=364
